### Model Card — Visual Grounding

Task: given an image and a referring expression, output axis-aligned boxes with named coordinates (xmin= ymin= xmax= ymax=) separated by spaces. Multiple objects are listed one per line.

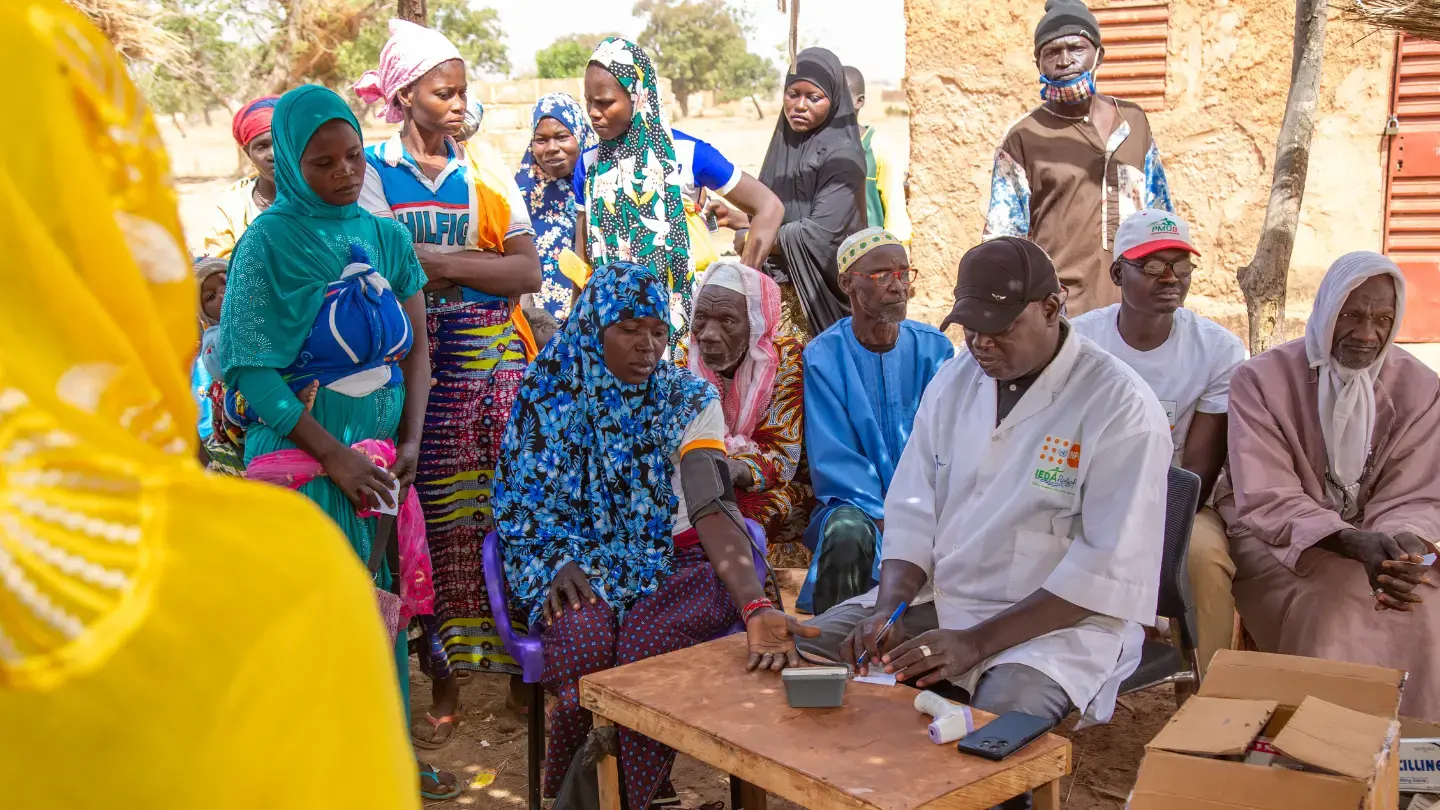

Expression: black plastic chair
xmin=1118 ymin=465 xmax=1203 ymax=706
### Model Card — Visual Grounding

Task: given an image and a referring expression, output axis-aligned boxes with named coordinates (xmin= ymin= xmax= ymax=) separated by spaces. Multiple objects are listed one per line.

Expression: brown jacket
xmin=983 ymin=98 xmax=1173 ymax=317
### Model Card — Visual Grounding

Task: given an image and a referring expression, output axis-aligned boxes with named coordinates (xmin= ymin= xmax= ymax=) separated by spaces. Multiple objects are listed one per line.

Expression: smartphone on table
xmin=955 ymin=711 xmax=1053 ymax=761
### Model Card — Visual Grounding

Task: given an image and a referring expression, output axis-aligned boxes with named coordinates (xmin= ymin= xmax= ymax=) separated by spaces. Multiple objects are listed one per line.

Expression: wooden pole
xmin=1235 ymin=0 xmax=1328 ymax=353
xmin=788 ymin=0 xmax=799 ymax=65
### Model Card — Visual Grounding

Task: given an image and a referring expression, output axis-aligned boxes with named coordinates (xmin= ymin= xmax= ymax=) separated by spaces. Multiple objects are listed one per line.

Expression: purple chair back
xmin=482 ymin=519 xmax=772 ymax=684
xmin=482 ymin=531 xmax=548 ymax=683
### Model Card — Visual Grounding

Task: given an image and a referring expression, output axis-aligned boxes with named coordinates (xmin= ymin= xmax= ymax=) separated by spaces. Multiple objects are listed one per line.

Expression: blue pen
xmin=856 ymin=601 xmax=908 ymax=669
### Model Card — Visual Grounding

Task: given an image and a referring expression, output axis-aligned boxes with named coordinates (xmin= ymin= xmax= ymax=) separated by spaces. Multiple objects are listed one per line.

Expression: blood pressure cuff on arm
xmin=679 ymin=447 xmax=744 ymax=530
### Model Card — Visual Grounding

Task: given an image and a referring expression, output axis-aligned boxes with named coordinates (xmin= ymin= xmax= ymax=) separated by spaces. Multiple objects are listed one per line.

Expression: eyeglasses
xmin=850 ymin=268 xmax=920 ymax=286
xmin=1126 ymin=258 xmax=1195 ymax=279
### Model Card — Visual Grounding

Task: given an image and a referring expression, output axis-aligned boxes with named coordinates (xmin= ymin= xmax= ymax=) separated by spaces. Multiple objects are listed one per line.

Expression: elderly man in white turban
xmin=1218 ymin=252 xmax=1440 ymax=719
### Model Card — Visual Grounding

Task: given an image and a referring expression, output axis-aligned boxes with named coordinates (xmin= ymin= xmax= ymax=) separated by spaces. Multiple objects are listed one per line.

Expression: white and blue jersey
xmin=573 ymin=128 xmax=742 ymax=210
xmin=360 ymin=134 xmax=533 ymax=304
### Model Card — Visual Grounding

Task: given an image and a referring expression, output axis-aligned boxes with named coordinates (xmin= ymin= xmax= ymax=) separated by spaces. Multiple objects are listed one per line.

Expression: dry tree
xmin=1342 ymin=0 xmax=1440 ymax=38
xmin=65 ymin=0 xmax=182 ymax=68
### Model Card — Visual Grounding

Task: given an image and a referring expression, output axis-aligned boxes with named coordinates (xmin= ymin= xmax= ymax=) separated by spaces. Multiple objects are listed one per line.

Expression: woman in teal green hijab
xmin=219 ymin=85 xmax=460 ymax=800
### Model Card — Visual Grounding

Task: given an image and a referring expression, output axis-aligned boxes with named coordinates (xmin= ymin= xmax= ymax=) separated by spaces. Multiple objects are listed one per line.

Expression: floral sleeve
xmin=982 ymin=146 xmax=1031 ymax=239
xmin=1143 ymin=139 xmax=1174 ymax=213
xmin=731 ymin=337 xmax=805 ymax=492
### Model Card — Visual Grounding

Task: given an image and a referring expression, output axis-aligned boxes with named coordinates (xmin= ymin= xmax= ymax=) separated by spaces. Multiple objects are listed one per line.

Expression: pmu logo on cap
xmin=1150 ymin=218 xmax=1181 ymax=236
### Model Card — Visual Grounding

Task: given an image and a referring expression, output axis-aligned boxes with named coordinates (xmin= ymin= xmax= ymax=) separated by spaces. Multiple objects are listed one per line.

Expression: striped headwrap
xmin=231 ymin=95 xmax=280 ymax=147
xmin=837 ymin=226 xmax=904 ymax=275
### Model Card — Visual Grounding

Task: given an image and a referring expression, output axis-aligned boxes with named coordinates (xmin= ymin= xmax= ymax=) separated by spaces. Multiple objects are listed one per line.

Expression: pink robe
xmin=1217 ymin=340 xmax=1440 ymax=719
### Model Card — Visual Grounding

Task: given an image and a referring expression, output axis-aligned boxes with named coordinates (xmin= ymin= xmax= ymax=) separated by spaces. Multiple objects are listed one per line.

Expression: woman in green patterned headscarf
xmin=580 ymin=37 xmax=693 ymax=351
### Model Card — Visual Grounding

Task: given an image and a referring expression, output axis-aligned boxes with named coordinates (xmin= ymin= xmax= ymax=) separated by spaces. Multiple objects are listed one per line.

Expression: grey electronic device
xmin=781 ymin=665 xmax=849 ymax=708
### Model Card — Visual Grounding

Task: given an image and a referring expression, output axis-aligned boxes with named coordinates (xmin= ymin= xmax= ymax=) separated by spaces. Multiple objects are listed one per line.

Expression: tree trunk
xmin=1236 ymin=0 xmax=1328 ymax=353
xmin=789 ymin=0 xmax=800 ymax=65
xmin=396 ymin=0 xmax=426 ymax=25
xmin=750 ymin=94 xmax=764 ymax=120
xmin=674 ymin=80 xmax=690 ymax=118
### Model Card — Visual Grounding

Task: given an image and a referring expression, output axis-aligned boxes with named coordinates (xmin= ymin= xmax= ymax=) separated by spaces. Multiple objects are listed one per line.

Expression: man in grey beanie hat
xmin=1033 ymin=0 xmax=1101 ymax=54
xmin=982 ymin=0 xmax=1177 ymax=319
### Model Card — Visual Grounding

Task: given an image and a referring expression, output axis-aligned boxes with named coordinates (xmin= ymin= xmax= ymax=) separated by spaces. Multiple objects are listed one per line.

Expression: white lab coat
xmin=855 ymin=329 xmax=1172 ymax=724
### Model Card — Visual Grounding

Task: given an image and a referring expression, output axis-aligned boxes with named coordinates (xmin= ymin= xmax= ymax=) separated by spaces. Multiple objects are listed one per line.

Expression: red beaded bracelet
xmin=741 ymin=598 xmax=776 ymax=623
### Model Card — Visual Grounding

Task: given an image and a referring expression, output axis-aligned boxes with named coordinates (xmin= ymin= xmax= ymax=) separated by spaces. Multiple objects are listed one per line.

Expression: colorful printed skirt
xmin=415 ymin=301 xmax=527 ymax=678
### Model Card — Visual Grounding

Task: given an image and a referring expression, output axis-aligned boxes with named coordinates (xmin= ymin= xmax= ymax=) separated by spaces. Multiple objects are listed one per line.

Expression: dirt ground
xmin=412 ymin=572 xmax=1177 ymax=810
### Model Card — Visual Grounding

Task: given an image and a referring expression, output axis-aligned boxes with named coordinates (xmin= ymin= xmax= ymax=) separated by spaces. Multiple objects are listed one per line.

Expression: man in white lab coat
xmin=800 ymin=238 xmax=1171 ymax=804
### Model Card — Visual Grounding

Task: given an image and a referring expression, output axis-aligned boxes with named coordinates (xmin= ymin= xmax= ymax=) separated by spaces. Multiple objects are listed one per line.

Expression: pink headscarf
xmin=689 ymin=261 xmax=783 ymax=454
xmin=352 ymin=19 xmax=464 ymax=123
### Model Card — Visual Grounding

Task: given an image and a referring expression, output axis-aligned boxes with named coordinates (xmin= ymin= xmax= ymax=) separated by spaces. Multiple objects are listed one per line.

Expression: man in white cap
xmin=1219 ymin=254 xmax=1440 ymax=720
xmin=1070 ymin=210 xmax=1247 ymax=677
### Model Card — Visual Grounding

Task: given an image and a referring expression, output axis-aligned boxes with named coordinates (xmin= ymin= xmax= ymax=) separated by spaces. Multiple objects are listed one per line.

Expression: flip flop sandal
xmin=419 ymin=762 xmax=463 ymax=801
xmin=412 ymin=706 xmax=463 ymax=750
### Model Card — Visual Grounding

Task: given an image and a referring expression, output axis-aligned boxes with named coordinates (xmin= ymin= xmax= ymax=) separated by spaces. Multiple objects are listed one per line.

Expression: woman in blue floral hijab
xmin=514 ymin=93 xmax=596 ymax=318
xmin=494 ymin=261 xmax=815 ymax=808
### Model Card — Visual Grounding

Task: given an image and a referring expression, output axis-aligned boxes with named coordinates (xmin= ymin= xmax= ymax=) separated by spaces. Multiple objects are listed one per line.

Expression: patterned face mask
xmin=1039 ymin=69 xmax=1096 ymax=105
xmin=1038 ymin=50 xmax=1098 ymax=105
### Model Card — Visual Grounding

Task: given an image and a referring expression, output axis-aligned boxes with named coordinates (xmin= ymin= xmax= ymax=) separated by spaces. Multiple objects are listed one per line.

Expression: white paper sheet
xmin=374 ymin=479 xmax=402 ymax=516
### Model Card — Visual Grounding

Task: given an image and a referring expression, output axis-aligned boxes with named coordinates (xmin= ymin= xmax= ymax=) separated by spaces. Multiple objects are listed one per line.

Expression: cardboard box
xmin=1128 ymin=650 xmax=1405 ymax=810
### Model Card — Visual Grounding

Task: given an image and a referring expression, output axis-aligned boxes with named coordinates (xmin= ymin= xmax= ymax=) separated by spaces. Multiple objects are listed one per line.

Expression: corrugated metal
xmin=1386 ymin=35 xmax=1440 ymax=341
xmin=1395 ymin=37 xmax=1440 ymax=129
xmin=1094 ymin=3 xmax=1169 ymax=112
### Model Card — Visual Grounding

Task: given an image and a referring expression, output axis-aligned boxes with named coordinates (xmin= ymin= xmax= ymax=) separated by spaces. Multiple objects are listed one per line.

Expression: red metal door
xmin=1384 ymin=35 xmax=1440 ymax=341
xmin=1093 ymin=2 xmax=1169 ymax=113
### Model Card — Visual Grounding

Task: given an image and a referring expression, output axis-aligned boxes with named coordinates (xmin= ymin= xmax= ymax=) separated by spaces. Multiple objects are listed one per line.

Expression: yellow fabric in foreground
xmin=0 ymin=3 xmax=416 ymax=807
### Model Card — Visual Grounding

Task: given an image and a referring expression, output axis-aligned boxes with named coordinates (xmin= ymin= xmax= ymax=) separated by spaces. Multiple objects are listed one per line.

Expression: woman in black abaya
xmin=753 ymin=47 xmax=867 ymax=340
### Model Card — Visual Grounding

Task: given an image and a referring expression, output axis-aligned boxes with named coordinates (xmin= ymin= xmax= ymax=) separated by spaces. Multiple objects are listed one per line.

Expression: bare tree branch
xmin=1236 ymin=0 xmax=1329 ymax=352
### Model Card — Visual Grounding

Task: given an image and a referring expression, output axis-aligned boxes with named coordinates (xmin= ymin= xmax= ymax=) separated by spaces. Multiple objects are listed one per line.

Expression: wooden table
xmin=579 ymin=634 xmax=1071 ymax=810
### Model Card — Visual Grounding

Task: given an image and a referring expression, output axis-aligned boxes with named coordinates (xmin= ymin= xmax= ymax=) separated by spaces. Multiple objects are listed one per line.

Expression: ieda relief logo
xmin=1032 ymin=436 xmax=1081 ymax=494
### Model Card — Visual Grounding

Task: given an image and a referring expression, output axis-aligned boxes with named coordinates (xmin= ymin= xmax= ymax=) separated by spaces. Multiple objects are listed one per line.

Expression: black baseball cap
xmin=940 ymin=237 xmax=1062 ymax=334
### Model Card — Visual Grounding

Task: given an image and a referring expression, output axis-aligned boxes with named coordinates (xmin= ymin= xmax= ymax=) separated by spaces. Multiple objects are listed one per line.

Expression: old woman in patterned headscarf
xmin=495 ymin=260 xmax=816 ymax=808
xmin=687 ymin=260 xmax=814 ymax=559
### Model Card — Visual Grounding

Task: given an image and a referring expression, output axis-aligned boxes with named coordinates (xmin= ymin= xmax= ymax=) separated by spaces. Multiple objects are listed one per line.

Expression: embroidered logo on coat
xmin=1032 ymin=436 xmax=1080 ymax=494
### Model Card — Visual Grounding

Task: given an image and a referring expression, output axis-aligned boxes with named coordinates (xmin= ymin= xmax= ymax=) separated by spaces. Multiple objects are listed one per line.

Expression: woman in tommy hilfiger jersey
xmin=353 ymin=18 xmax=542 ymax=747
